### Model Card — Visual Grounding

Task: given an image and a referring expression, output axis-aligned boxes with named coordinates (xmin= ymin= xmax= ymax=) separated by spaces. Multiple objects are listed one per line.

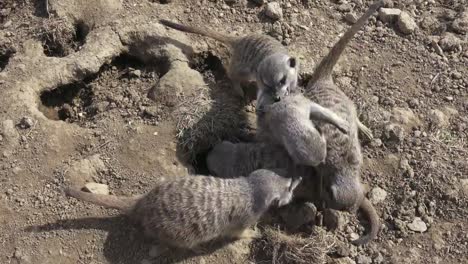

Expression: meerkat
xmin=301 ymin=1 xmax=384 ymax=245
xmin=65 ymin=169 xmax=302 ymax=250
xmin=159 ymin=19 xmax=298 ymax=101
xmin=256 ymin=92 xmax=350 ymax=169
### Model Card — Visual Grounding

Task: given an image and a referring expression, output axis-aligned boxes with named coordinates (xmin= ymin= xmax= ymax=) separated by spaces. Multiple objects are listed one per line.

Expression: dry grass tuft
xmin=174 ymin=83 xmax=246 ymax=161
xmin=251 ymin=226 xmax=335 ymax=264
xmin=35 ymin=18 xmax=84 ymax=57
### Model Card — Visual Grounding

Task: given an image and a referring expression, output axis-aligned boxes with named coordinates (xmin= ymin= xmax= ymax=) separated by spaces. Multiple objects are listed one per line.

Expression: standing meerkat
xmin=256 ymin=93 xmax=350 ymax=168
xmin=255 ymin=0 xmax=383 ymax=245
xmin=65 ymin=169 xmax=301 ymax=250
xmin=159 ymin=19 xmax=299 ymax=101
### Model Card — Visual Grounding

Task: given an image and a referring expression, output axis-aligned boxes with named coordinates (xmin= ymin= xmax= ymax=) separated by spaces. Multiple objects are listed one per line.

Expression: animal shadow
xmin=25 ymin=216 xmax=239 ymax=264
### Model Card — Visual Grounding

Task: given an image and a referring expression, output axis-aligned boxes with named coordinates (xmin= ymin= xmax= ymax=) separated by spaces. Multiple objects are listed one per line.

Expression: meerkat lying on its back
xmin=65 ymin=170 xmax=301 ymax=250
xmin=256 ymin=93 xmax=349 ymax=168
xmin=159 ymin=19 xmax=298 ymax=101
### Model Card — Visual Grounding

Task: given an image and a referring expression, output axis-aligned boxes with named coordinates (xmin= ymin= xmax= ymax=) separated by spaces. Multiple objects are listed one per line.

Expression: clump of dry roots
xmin=252 ymin=226 xmax=335 ymax=264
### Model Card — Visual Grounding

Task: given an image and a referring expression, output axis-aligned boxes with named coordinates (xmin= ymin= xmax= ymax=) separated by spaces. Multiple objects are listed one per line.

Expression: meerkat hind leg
xmin=309 ymin=103 xmax=350 ymax=134
xmin=228 ymin=66 xmax=252 ymax=99
xmin=357 ymin=119 xmax=373 ymax=140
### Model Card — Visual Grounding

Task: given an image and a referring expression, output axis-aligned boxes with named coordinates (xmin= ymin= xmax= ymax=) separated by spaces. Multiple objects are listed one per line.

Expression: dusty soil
xmin=0 ymin=0 xmax=467 ymax=263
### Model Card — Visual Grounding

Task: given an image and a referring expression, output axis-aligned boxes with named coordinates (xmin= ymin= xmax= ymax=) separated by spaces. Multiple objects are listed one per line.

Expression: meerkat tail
xmin=308 ymin=0 xmax=384 ymax=85
xmin=159 ymin=19 xmax=235 ymax=44
xmin=351 ymin=198 xmax=380 ymax=245
xmin=64 ymin=187 xmax=137 ymax=213
xmin=308 ymin=103 xmax=350 ymax=134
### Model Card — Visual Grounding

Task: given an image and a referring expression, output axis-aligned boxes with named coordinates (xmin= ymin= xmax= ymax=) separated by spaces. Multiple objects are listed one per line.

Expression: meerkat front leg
xmin=357 ymin=119 xmax=373 ymax=140
xmin=231 ymin=227 xmax=260 ymax=240
xmin=308 ymin=103 xmax=350 ymax=134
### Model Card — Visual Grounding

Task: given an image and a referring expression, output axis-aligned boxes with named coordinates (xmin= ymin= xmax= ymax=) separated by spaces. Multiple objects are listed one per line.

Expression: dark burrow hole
xmin=39 ymin=80 xmax=94 ymax=121
xmin=0 ymin=46 xmax=15 ymax=72
xmin=41 ymin=20 xmax=89 ymax=57
xmin=38 ymin=53 xmax=165 ymax=123
xmin=150 ymin=0 xmax=172 ymax=4
xmin=192 ymin=151 xmax=210 ymax=175
xmin=190 ymin=51 xmax=227 ymax=82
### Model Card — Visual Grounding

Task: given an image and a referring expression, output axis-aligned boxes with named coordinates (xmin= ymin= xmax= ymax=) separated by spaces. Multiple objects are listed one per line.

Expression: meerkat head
xmin=256 ymin=53 xmax=299 ymax=104
xmin=248 ymin=169 xmax=302 ymax=208
xmin=323 ymin=176 xmax=364 ymax=212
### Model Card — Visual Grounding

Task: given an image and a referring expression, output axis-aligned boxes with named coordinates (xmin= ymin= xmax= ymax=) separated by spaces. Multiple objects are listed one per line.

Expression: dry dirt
xmin=0 ymin=0 xmax=467 ymax=264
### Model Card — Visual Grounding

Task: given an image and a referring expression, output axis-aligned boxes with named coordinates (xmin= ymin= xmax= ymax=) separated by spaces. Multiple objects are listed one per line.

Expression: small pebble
xmin=19 ymin=116 xmax=34 ymax=129
xmin=84 ymin=183 xmax=109 ymax=195
xmin=407 ymin=217 xmax=428 ymax=232
xmin=397 ymin=12 xmax=417 ymax=34
xmin=264 ymin=2 xmax=283 ymax=20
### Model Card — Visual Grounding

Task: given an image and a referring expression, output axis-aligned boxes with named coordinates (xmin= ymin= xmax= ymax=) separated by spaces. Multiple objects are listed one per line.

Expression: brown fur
xmin=65 ymin=170 xmax=301 ymax=249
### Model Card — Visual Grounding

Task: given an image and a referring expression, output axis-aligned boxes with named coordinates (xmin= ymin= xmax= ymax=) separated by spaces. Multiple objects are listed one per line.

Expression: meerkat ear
xmin=288 ymin=57 xmax=297 ymax=68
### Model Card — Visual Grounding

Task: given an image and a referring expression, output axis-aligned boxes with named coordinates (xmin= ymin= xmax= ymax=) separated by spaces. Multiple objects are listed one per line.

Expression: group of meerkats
xmin=66 ymin=0 xmax=384 ymax=256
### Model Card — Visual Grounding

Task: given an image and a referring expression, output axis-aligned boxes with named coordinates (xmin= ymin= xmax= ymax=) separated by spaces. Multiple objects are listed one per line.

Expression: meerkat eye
xmin=279 ymin=76 xmax=286 ymax=86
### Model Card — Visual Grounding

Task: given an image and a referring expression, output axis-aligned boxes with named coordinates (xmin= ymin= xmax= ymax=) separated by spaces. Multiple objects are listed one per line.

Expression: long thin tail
xmin=352 ymin=197 xmax=380 ymax=245
xmin=159 ymin=19 xmax=235 ymax=44
xmin=307 ymin=0 xmax=384 ymax=86
xmin=65 ymin=187 xmax=138 ymax=214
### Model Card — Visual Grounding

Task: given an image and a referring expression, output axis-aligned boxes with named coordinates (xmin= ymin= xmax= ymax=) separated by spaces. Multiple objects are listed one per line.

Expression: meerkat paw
xmin=232 ymin=228 xmax=260 ymax=239
xmin=357 ymin=119 xmax=373 ymax=140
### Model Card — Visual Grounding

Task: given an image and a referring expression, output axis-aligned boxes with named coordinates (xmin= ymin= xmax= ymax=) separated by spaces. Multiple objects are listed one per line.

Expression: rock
xmin=420 ymin=16 xmax=441 ymax=34
xmin=452 ymin=10 xmax=468 ymax=34
xmin=370 ymin=138 xmax=383 ymax=148
xmin=451 ymin=71 xmax=462 ymax=80
xmin=83 ymin=182 xmax=109 ymax=195
xmin=378 ymin=8 xmax=401 ymax=23
xmin=374 ymin=252 xmax=384 ymax=263
xmin=3 ymin=20 xmax=12 ymax=28
xmin=383 ymin=123 xmax=405 ymax=143
xmin=130 ymin=69 xmax=141 ymax=78
xmin=1 ymin=119 xmax=19 ymax=145
xmin=399 ymin=158 xmax=414 ymax=177
xmin=408 ymin=98 xmax=419 ymax=108
xmin=394 ymin=218 xmax=407 ymax=232
xmin=369 ymin=187 xmax=387 ymax=204
xmin=356 ymin=254 xmax=372 ymax=264
xmin=438 ymin=32 xmax=463 ymax=52
xmin=332 ymin=257 xmax=356 ymax=264
xmin=66 ymin=154 xmax=107 ymax=186
xmin=390 ymin=107 xmax=421 ymax=131
xmin=251 ymin=0 xmax=265 ymax=5
xmin=407 ymin=217 xmax=427 ymax=233
xmin=264 ymin=2 xmax=283 ymax=20
xmin=18 ymin=116 xmax=34 ymax=129
xmin=397 ymin=12 xmax=417 ymax=34
xmin=345 ymin=13 xmax=358 ymax=24
xmin=338 ymin=3 xmax=352 ymax=13
xmin=428 ymin=109 xmax=448 ymax=129
xmin=48 ymin=0 xmax=123 ymax=29
xmin=279 ymin=202 xmax=317 ymax=231
xmin=148 ymin=61 xmax=206 ymax=107
xmin=323 ymin=208 xmax=347 ymax=231
xmin=460 ymin=179 xmax=468 ymax=197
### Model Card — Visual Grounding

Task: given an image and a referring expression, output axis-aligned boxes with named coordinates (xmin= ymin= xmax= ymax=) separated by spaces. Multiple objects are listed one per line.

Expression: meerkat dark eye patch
xmin=288 ymin=57 xmax=296 ymax=68
xmin=279 ymin=76 xmax=286 ymax=85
